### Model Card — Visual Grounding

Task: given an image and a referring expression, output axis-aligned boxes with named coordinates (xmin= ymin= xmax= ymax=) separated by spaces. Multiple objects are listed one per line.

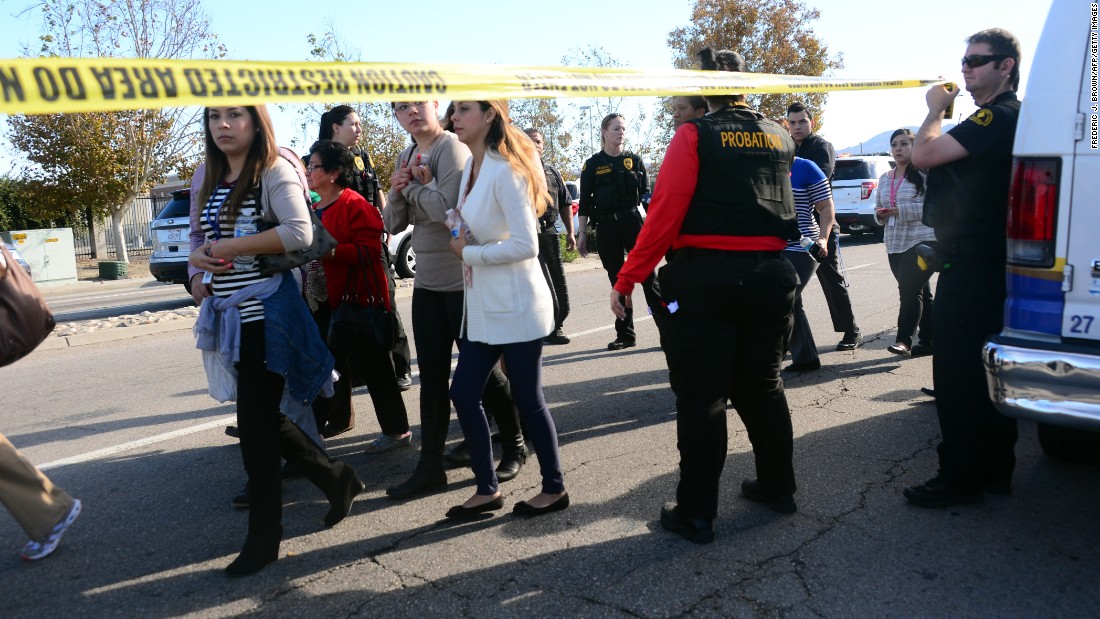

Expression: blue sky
xmin=0 ymin=0 xmax=1055 ymax=165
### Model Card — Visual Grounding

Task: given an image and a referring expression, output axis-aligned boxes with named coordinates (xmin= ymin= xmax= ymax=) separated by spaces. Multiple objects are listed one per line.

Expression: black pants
xmin=783 ymin=250 xmax=820 ymax=365
xmin=538 ymin=231 xmax=570 ymax=332
xmin=236 ymin=321 xmax=345 ymax=536
xmin=312 ymin=304 xmax=409 ymax=436
xmin=814 ymin=226 xmax=859 ymax=333
xmin=932 ymin=253 xmax=1017 ymax=490
xmin=887 ymin=247 xmax=935 ymax=347
xmin=410 ymin=288 xmax=522 ymax=471
xmin=597 ymin=213 xmax=661 ymax=342
xmin=658 ymin=253 xmax=798 ymax=520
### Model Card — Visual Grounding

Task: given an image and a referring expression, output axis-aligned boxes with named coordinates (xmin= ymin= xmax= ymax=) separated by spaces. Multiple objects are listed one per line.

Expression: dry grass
xmin=76 ymin=254 xmax=152 ymax=281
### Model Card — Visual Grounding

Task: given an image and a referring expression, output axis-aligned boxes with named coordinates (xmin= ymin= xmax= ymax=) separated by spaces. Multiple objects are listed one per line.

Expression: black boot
xmin=275 ymin=416 xmax=361 ymax=526
xmin=483 ymin=367 xmax=526 ymax=482
xmin=324 ymin=463 xmax=365 ymax=528
xmin=443 ymin=440 xmax=471 ymax=468
xmin=496 ymin=434 xmax=528 ymax=483
xmin=225 ymin=525 xmax=282 ymax=577
xmin=388 ymin=392 xmax=448 ymax=499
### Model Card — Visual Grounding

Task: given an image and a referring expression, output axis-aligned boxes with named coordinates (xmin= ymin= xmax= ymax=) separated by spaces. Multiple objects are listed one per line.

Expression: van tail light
xmin=861 ymin=181 xmax=876 ymax=200
xmin=1007 ymin=157 xmax=1059 ymax=267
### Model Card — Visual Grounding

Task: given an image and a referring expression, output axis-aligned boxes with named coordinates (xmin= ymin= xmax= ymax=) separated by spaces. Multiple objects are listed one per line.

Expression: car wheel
xmin=183 ymin=276 xmax=192 ymax=295
xmin=872 ymin=226 xmax=885 ymax=242
xmin=394 ymin=237 xmax=416 ymax=279
xmin=1036 ymin=423 xmax=1100 ymax=464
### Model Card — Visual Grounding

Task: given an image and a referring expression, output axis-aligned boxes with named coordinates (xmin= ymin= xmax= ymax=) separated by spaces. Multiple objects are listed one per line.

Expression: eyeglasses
xmin=394 ymin=102 xmax=428 ymax=114
xmin=961 ymin=54 xmax=1007 ymax=69
xmin=305 ymin=164 xmax=322 ymax=173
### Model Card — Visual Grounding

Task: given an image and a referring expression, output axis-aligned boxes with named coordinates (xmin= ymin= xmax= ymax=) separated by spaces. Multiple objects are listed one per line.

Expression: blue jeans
xmin=450 ymin=338 xmax=564 ymax=496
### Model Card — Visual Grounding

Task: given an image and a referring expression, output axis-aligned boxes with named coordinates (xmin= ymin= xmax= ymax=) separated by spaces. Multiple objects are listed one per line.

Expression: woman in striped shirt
xmin=189 ymin=106 xmax=363 ymax=577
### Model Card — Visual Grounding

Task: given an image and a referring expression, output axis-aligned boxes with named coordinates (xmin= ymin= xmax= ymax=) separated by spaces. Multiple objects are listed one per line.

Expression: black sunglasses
xmin=961 ymin=54 xmax=1008 ymax=69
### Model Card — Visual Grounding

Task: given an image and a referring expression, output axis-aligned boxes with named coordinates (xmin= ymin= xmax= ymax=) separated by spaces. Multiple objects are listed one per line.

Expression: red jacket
xmin=320 ymin=188 xmax=391 ymax=310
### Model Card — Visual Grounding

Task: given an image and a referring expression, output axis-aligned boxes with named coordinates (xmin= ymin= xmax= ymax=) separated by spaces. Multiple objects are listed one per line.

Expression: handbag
xmin=0 ymin=243 xmax=56 ymax=367
xmin=328 ymin=245 xmax=394 ymax=353
xmin=257 ymin=206 xmax=337 ymax=276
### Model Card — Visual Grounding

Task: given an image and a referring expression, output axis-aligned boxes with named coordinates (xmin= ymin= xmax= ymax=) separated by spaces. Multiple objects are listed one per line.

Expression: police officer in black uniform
xmin=317 ymin=106 xmax=413 ymax=392
xmin=612 ymin=47 xmax=800 ymax=543
xmin=578 ymin=113 xmax=661 ymax=351
xmin=525 ymin=128 xmax=575 ymax=345
xmin=904 ymin=29 xmax=1022 ymax=508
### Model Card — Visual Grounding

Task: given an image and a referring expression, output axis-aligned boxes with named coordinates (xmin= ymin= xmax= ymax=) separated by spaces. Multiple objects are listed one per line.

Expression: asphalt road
xmin=1 ymin=240 xmax=1098 ymax=618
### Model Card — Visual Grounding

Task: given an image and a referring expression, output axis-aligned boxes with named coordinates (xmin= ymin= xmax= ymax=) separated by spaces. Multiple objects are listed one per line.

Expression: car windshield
xmin=834 ymin=161 xmax=876 ymax=181
xmin=156 ymin=195 xmax=190 ymax=219
xmin=566 ymin=183 xmax=579 ymax=201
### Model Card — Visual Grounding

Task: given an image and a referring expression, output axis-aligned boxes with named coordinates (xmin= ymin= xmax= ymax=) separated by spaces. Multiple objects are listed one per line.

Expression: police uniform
xmin=923 ymin=91 xmax=1021 ymax=492
xmin=537 ymin=160 xmax=571 ymax=335
xmin=579 ymin=150 xmax=660 ymax=346
xmin=615 ymin=104 xmax=800 ymax=524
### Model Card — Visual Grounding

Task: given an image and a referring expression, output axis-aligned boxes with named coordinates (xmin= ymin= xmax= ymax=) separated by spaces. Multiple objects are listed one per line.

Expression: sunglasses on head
xmin=961 ymin=54 xmax=1007 ymax=68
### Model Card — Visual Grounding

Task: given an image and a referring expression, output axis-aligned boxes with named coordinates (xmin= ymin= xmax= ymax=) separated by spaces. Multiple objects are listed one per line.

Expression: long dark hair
xmin=890 ymin=128 xmax=925 ymax=196
xmin=697 ymin=46 xmax=747 ymax=109
xmin=319 ymin=105 xmax=356 ymax=141
xmin=308 ymin=140 xmax=354 ymax=188
xmin=199 ymin=105 xmax=278 ymax=229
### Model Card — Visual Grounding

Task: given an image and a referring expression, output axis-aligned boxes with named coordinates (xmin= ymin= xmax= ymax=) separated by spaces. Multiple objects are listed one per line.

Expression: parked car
xmin=563 ymin=180 xmax=581 ymax=234
xmin=148 ymin=189 xmax=192 ymax=291
xmin=983 ymin=0 xmax=1100 ymax=463
xmin=388 ymin=226 xmax=415 ymax=279
xmin=2 ymin=241 xmax=31 ymax=277
xmin=831 ymin=155 xmax=895 ymax=239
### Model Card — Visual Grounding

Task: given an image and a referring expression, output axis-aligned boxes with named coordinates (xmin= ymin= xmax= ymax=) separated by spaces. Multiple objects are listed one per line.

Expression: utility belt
xmin=600 ymin=208 xmax=640 ymax=222
xmin=670 ymin=247 xmax=783 ymax=262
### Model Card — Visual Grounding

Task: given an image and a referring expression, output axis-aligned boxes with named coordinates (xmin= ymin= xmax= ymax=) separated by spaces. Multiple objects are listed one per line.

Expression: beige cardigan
xmin=458 ymin=151 xmax=554 ymax=345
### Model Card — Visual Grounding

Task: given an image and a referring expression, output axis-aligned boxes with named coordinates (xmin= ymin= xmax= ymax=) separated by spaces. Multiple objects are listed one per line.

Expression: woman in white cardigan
xmin=444 ymin=100 xmax=569 ymax=520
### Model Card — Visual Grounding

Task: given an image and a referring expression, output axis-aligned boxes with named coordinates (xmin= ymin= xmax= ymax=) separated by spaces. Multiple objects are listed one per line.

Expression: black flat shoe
xmin=607 ymin=338 xmax=636 ymax=351
xmin=903 ymin=476 xmax=982 ymax=508
xmin=659 ymin=502 xmax=714 ymax=544
xmin=512 ymin=493 xmax=570 ymax=517
xmin=445 ymin=496 xmax=504 ymax=520
xmin=784 ymin=360 xmax=821 ymax=372
xmin=740 ymin=479 xmax=797 ymax=514
xmin=324 ymin=464 xmax=365 ymax=528
xmin=386 ymin=468 xmax=447 ymax=499
xmin=887 ymin=342 xmax=911 ymax=356
xmin=911 ymin=344 xmax=933 ymax=358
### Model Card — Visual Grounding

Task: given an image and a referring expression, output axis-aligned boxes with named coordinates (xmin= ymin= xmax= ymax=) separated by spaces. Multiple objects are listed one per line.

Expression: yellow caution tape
xmin=0 ymin=57 xmax=946 ymax=115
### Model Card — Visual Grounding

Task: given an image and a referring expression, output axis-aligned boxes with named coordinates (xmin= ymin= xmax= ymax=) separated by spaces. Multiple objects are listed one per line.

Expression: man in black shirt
xmin=525 ymin=128 xmax=574 ymax=345
xmin=904 ymin=28 xmax=1022 ymax=508
xmin=786 ymin=102 xmax=862 ymax=351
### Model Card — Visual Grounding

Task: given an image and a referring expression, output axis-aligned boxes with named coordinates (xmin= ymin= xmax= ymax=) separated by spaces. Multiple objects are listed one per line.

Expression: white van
xmin=983 ymin=0 xmax=1100 ymax=461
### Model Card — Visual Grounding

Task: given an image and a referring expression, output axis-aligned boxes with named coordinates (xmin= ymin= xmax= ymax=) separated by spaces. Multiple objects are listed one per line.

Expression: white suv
xmin=831 ymin=155 xmax=895 ymax=239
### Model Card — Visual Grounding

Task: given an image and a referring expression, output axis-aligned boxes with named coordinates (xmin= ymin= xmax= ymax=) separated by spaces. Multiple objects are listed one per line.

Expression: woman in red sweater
xmin=307 ymin=140 xmax=410 ymax=450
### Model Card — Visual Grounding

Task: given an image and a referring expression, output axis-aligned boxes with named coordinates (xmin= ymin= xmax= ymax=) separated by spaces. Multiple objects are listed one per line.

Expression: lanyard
xmin=204 ymin=186 xmax=233 ymax=240
xmin=889 ymin=170 xmax=905 ymax=208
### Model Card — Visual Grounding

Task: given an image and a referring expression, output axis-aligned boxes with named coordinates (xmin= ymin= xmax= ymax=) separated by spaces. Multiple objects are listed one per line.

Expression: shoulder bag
xmin=0 ymin=244 xmax=56 ymax=367
xmin=327 ymin=245 xmax=394 ymax=353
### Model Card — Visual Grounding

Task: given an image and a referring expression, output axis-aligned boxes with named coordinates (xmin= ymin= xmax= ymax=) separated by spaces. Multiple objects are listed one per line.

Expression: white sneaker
xmin=21 ymin=499 xmax=82 ymax=561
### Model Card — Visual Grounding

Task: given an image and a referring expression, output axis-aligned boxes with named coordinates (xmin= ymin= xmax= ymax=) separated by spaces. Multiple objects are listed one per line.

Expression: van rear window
xmin=156 ymin=197 xmax=190 ymax=219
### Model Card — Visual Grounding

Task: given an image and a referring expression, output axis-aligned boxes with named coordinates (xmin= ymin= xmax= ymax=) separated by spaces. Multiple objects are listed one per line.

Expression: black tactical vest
xmin=680 ymin=106 xmax=798 ymax=240
xmin=349 ymin=146 xmax=381 ymax=206
xmin=590 ymin=151 xmax=643 ymax=213
xmin=538 ymin=162 xmax=564 ymax=233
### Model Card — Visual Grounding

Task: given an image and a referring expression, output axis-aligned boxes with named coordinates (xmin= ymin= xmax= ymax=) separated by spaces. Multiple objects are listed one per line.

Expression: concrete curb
xmin=41 ymin=318 xmax=196 ymax=350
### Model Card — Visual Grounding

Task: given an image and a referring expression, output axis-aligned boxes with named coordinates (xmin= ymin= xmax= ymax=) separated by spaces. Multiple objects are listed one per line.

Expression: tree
xmin=666 ymin=0 xmax=844 ymax=124
xmin=287 ymin=25 xmax=409 ymax=192
xmin=6 ymin=0 xmax=224 ymax=262
xmin=509 ymin=98 xmax=573 ymax=178
xmin=559 ymin=46 xmax=664 ymax=179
